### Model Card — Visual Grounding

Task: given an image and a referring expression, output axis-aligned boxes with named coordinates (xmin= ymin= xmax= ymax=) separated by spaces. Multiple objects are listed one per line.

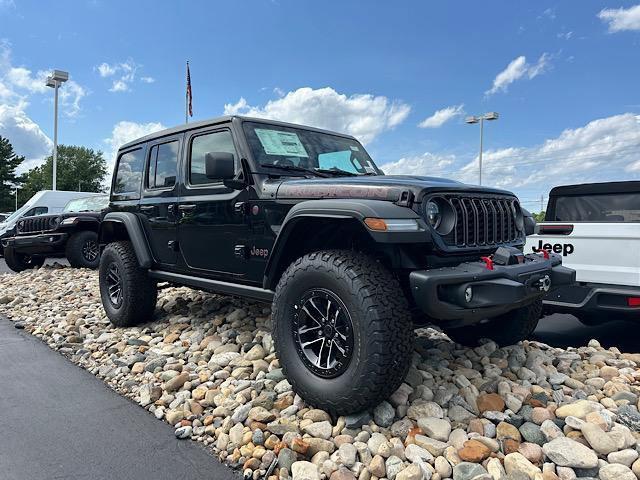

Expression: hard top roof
xmin=549 ymin=180 xmax=640 ymax=197
xmin=118 ymin=115 xmax=357 ymax=151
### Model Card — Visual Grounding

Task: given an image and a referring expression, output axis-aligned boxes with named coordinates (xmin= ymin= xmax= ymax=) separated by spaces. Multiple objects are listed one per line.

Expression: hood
xmin=275 ymin=175 xmax=514 ymax=202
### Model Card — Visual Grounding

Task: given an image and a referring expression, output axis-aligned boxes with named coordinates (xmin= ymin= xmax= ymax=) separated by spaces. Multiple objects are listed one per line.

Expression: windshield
xmin=242 ymin=122 xmax=381 ymax=175
xmin=550 ymin=193 xmax=640 ymax=222
xmin=63 ymin=195 xmax=109 ymax=213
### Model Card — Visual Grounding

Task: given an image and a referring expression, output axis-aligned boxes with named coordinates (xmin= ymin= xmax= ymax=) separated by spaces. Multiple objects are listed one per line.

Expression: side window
xmin=190 ymin=130 xmax=237 ymax=185
xmin=148 ymin=140 xmax=179 ymax=189
xmin=23 ymin=206 xmax=48 ymax=217
xmin=114 ymin=148 xmax=145 ymax=196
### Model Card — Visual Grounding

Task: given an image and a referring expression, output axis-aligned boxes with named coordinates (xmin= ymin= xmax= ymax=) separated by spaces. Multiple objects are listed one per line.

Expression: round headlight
xmin=426 ymin=201 xmax=441 ymax=229
xmin=50 ymin=216 xmax=61 ymax=228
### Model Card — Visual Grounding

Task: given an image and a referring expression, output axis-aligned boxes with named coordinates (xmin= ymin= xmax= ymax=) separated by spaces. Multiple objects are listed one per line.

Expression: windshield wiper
xmin=260 ymin=164 xmax=329 ymax=177
xmin=314 ymin=167 xmax=358 ymax=177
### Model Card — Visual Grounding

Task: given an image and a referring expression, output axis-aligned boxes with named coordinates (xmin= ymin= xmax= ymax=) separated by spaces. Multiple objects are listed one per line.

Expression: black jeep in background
xmin=98 ymin=116 xmax=574 ymax=414
xmin=2 ymin=195 xmax=109 ymax=272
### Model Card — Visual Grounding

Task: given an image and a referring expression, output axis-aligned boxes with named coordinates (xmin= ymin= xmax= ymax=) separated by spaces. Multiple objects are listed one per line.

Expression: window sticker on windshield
xmin=350 ymin=145 xmax=360 ymax=151
xmin=255 ymin=129 xmax=308 ymax=157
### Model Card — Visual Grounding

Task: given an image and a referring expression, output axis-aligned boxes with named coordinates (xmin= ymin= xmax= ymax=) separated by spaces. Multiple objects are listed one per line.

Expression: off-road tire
xmin=3 ymin=246 xmax=45 ymax=273
xmin=272 ymin=250 xmax=413 ymax=415
xmin=66 ymin=230 xmax=100 ymax=269
xmin=99 ymin=241 xmax=157 ymax=327
xmin=444 ymin=299 xmax=543 ymax=347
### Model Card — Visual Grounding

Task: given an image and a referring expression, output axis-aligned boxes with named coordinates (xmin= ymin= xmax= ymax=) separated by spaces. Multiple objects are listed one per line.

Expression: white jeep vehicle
xmin=525 ymin=181 xmax=640 ymax=323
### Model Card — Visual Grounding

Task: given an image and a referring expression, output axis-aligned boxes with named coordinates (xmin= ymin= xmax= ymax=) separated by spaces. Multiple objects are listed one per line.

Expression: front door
xmin=139 ymin=135 xmax=182 ymax=266
xmin=177 ymin=126 xmax=251 ymax=278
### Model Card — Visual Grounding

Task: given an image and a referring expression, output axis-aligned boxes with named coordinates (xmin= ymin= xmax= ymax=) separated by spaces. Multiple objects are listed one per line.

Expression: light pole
xmin=465 ymin=112 xmax=499 ymax=186
xmin=45 ymin=70 xmax=69 ymax=191
xmin=13 ymin=186 xmax=18 ymax=211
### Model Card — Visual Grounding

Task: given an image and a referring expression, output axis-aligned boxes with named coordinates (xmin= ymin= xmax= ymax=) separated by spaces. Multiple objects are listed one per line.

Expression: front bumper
xmin=410 ymin=252 xmax=575 ymax=325
xmin=2 ymin=233 xmax=68 ymax=255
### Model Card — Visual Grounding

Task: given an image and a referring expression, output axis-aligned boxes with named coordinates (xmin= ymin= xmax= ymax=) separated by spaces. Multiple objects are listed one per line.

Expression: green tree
xmin=19 ymin=145 xmax=108 ymax=204
xmin=0 ymin=135 xmax=26 ymax=212
xmin=533 ymin=211 xmax=546 ymax=222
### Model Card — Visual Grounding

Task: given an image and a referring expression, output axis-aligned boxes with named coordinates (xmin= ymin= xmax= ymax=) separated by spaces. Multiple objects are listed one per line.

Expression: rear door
xmin=139 ymin=135 xmax=182 ymax=266
xmin=525 ymin=192 xmax=640 ymax=287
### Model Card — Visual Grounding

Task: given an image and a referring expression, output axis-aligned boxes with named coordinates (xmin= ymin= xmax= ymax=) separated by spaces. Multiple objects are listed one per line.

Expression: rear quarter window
xmin=113 ymin=148 xmax=145 ymax=198
xmin=551 ymin=193 xmax=640 ymax=222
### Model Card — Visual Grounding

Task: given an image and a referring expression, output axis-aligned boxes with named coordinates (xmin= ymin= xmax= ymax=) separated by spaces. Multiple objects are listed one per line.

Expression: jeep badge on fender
xmin=98 ymin=115 xmax=575 ymax=414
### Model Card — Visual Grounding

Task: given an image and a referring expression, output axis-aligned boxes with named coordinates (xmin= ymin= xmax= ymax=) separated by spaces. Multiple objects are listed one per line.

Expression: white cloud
xmin=418 ymin=104 xmax=464 ymax=128
xmin=97 ymin=62 xmax=117 ymax=77
xmin=599 ymin=4 xmax=640 ymax=32
xmin=223 ymin=86 xmax=411 ymax=144
xmin=0 ymin=42 xmax=90 ymax=172
xmin=0 ymin=101 xmax=52 ymax=173
xmin=485 ymin=54 xmax=551 ymax=96
xmin=379 ymin=113 xmax=640 ymax=206
xmin=381 ymin=152 xmax=456 ymax=177
xmin=104 ymin=120 xmax=165 ymax=169
xmin=97 ymin=59 xmax=152 ymax=92
xmin=5 ymin=67 xmax=49 ymax=93
xmin=59 ymin=80 xmax=87 ymax=118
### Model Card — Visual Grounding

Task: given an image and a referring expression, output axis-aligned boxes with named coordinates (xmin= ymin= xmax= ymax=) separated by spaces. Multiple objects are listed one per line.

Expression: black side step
xmin=147 ymin=270 xmax=274 ymax=302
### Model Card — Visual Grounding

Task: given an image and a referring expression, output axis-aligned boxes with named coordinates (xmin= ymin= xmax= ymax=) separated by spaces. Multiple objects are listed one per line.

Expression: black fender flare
xmin=99 ymin=212 xmax=153 ymax=268
xmin=263 ymin=199 xmax=427 ymax=289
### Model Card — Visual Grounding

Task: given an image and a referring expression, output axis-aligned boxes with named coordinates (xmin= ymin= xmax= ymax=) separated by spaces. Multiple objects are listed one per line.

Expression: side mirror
xmin=205 ymin=152 xmax=235 ymax=180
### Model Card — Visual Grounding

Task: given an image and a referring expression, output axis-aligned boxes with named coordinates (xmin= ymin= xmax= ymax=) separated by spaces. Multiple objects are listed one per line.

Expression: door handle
xmin=178 ymin=204 xmax=197 ymax=212
xmin=140 ymin=205 xmax=154 ymax=212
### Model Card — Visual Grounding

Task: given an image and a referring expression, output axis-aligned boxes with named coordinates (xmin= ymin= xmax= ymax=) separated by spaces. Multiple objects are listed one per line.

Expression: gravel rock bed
xmin=2 ymin=265 xmax=640 ymax=480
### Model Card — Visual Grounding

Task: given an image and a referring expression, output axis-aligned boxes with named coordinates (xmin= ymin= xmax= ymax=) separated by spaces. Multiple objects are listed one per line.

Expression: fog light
xmin=464 ymin=286 xmax=473 ymax=303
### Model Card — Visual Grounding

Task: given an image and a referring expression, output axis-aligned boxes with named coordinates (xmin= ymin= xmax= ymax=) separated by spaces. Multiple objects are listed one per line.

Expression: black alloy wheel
xmin=82 ymin=238 xmax=100 ymax=263
xmin=105 ymin=262 xmax=123 ymax=307
xmin=293 ymin=288 xmax=354 ymax=378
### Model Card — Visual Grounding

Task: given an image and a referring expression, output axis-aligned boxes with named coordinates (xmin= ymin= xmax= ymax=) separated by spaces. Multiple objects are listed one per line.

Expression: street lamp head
xmin=46 ymin=69 xmax=69 ymax=88
xmin=484 ymin=111 xmax=499 ymax=121
xmin=52 ymin=70 xmax=69 ymax=82
xmin=465 ymin=116 xmax=479 ymax=124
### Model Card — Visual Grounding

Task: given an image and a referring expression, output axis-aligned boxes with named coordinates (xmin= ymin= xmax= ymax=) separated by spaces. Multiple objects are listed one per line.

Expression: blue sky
xmin=1 ymin=0 xmax=639 ymax=211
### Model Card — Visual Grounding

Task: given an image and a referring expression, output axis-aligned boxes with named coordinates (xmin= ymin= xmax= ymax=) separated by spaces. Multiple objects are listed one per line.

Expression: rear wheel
xmin=272 ymin=250 xmax=413 ymax=415
xmin=4 ymin=246 xmax=45 ymax=273
xmin=444 ymin=299 xmax=543 ymax=347
xmin=66 ymin=230 xmax=100 ymax=269
xmin=99 ymin=241 xmax=157 ymax=327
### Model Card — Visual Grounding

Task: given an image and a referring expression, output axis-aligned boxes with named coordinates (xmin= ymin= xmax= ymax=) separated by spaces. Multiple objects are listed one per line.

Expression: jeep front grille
xmin=442 ymin=195 xmax=520 ymax=247
xmin=17 ymin=215 xmax=58 ymax=234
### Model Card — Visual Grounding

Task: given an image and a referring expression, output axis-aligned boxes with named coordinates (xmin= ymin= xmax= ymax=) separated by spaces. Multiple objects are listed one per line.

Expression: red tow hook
xmin=480 ymin=256 xmax=494 ymax=270
xmin=539 ymin=249 xmax=550 ymax=259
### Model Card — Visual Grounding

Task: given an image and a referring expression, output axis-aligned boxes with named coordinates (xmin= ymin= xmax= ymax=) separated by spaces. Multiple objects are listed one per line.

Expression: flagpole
xmin=185 ymin=61 xmax=189 ymax=124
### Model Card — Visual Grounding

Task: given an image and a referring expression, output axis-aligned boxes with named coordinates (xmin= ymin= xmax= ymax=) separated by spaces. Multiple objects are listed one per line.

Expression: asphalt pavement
xmin=0 ymin=317 xmax=238 ymax=480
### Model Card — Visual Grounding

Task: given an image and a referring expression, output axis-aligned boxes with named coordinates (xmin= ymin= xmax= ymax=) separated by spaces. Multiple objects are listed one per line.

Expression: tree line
xmin=0 ymin=135 xmax=107 ymax=212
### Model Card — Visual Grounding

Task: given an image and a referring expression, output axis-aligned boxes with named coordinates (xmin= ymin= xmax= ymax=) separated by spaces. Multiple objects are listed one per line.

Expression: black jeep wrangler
xmin=98 ymin=116 xmax=574 ymax=414
xmin=2 ymin=195 xmax=108 ymax=272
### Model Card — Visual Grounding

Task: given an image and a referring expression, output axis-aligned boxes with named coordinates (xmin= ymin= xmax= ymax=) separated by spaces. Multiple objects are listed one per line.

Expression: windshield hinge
xmin=396 ymin=190 xmax=414 ymax=207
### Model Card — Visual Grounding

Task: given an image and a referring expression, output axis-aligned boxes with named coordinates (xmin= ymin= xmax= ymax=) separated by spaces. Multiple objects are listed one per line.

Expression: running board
xmin=147 ymin=270 xmax=274 ymax=302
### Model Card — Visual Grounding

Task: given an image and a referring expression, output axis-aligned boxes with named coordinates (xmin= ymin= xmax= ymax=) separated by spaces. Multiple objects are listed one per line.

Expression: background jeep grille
xmin=442 ymin=195 xmax=520 ymax=247
xmin=18 ymin=215 xmax=58 ymax=234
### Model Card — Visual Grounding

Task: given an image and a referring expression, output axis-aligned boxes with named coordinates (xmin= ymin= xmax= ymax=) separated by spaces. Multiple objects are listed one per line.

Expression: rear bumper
xmin=410 ymin=252 xmax=575 ymax=325
xmin=2 ymin=233 xmax=68 ymax=255
xmin=544 ymin=283 xmax=640 ymax=317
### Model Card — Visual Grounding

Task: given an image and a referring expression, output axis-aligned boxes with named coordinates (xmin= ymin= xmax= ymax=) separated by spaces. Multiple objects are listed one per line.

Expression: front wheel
xmin=272 ymin=250 xmax=413 ymax=415
xmin=3 ymin=246 xmax=45 ymax=273
xmin=99 ymin=241 xmax=157 ymax=327
xmin=444 ymin=299 xmax=543 ymax=347
xmin=66 ymin=230 xmax=101 ymax=269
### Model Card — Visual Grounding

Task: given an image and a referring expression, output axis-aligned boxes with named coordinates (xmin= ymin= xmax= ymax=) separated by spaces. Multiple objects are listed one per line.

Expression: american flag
xmin=186 ymin=61 xmax=193 ymax=118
